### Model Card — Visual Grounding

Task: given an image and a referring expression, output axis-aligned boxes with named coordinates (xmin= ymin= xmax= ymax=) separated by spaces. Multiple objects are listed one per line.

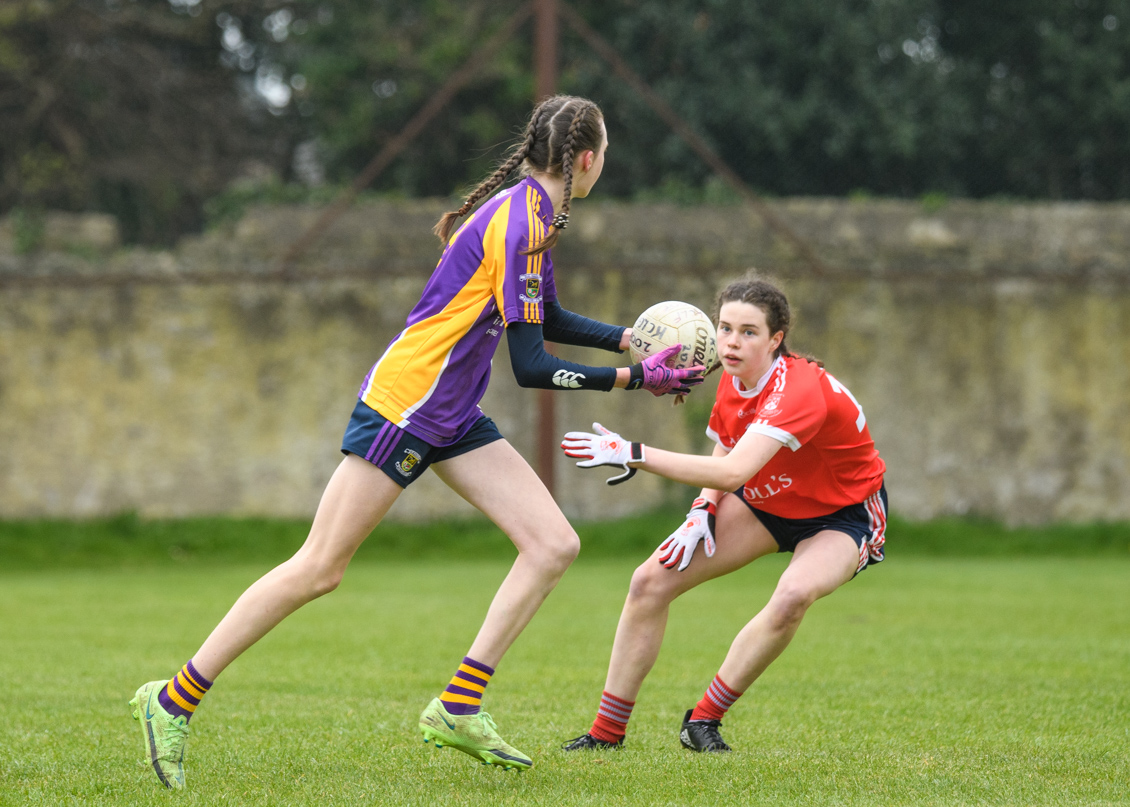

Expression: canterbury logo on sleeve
xmin=553 ymin=370 xmax=586 ymax=389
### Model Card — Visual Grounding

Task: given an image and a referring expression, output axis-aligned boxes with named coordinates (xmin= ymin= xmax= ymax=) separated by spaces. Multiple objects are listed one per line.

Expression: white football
xmin=629 ymin=300 xmax=718 ymax=371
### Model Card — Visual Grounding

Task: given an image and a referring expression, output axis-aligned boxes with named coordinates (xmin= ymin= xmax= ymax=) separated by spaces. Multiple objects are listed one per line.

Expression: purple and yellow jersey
xmin=358 ymin=176 xmax=557 ymax=446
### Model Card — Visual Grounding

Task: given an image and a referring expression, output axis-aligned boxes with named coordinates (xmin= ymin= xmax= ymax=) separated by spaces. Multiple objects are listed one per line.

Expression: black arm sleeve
xmin=506 ymin=321 xmax=618 ymax=391
xmin=542 ymin=299 xmax=626 ymax=353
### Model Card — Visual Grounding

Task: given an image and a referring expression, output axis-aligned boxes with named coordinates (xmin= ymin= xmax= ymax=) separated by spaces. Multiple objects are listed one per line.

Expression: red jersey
xmin=706 ymin=355 xmax=885 ymax=519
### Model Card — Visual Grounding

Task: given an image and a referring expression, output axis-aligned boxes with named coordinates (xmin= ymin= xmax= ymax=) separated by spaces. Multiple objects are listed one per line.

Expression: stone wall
xmin=3 ymin=198 xmax=1129 ymax=524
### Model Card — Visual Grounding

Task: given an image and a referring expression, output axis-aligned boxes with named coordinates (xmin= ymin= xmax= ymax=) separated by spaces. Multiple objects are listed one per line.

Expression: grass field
xmin=3 ymin=509 xmax=1130 ymax=569
xmin=1 ymin=533 xmax=1128 ymax=805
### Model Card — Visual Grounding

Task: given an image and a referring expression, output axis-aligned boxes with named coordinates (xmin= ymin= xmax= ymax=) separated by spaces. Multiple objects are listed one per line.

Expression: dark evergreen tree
xmin=4 ymin=0 xmax=1129 ymax=244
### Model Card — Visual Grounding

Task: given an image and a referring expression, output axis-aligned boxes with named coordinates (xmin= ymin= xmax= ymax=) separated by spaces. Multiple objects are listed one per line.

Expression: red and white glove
xmin=560 ymin=423 xmax=645 ymax=485
xmin=657 ymin=497 xmax=717 ymax=571
xmin=628 ymin=344 xmax=707 ymax=397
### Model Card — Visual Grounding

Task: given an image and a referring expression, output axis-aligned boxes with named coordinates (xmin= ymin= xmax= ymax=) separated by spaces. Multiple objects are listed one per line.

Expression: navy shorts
xmin=739 ymin=484 xmax=888 ymax=574
xmin=340 ymin=400 xmax=504 ymax=488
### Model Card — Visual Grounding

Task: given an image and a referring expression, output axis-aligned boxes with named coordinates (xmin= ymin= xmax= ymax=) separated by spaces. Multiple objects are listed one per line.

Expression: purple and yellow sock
xmin=439 ymin=656 xmax=493 ymax=716
xmin=157 ymin=659 xmax=213 ymax=722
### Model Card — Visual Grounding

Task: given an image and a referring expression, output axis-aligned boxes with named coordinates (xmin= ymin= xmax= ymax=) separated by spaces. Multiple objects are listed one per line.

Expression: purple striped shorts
xmin=341 ymin=400 xmax=503 ymax=488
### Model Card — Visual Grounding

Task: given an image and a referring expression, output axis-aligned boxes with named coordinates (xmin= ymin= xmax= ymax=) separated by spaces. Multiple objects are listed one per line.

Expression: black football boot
xmin=679 ymin=709 xmax=732 ymax=752
xmin=561 ymin=732 xmax=624 ymax=751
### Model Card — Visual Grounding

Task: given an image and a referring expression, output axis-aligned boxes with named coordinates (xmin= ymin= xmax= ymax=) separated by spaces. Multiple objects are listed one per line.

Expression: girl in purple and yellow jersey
xmin=129 ymin=95 xmax=705 ymax=789
xmin=358 ymin=167 xmax=595 ymax=448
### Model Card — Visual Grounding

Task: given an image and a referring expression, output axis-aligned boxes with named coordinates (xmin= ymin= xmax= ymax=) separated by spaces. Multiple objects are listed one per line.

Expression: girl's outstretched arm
xmin=562 ymin=422 xmax=783 ymax=490
xmin=542 ymin=299 xmax=629 ymax=353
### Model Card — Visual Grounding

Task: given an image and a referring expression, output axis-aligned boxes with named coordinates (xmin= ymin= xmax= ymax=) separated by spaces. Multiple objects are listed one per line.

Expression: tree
xmin=0 ymin=0 xmax=289 ymax=244
xmin=4 ymin=0 xmax=1129 ymax=246
xmin=937 ymin=0 xmax=1130 ymax=199
xmin=249 ymin=0 xmax=537 ymax=196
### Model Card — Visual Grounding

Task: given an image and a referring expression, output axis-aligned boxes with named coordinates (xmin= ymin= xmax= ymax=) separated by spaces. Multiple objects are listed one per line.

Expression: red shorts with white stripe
xmin=738 ymin=484 xmax=888 ymax=575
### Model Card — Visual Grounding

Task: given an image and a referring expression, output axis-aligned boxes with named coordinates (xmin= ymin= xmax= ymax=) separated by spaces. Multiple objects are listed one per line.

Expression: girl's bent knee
xmin=767 ymin=584 xmax=814 ymax=628
xmin=286 ymin=555 xmax=346 ymax=600
xmin=308 ymin=570 xmax=344 ymax=598
xmin=565 ymin=534 xmax=582 ymax=565
xmin=627 ymin=563 xmax=678 ymax=605
xmin=549 ymin=530 xmax=582 ymax=570
xmin=525 ymin=529 xmax=580 ymax=574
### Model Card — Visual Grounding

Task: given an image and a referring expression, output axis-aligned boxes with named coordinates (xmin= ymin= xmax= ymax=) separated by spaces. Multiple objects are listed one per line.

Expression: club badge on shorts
xmin=395 ymin=448 xmax=423 ymax=477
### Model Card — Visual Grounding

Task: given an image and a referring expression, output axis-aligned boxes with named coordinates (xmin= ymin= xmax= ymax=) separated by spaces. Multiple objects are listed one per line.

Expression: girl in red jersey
xmin=560 ymin=274 xmax=887 ymax=753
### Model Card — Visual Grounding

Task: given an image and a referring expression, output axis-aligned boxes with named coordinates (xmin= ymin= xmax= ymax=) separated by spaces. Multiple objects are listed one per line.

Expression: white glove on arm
xmin=657 ymin=497 xmax=717 ymax=571
xmin=560 ymin=423 xmax=645 ymax=485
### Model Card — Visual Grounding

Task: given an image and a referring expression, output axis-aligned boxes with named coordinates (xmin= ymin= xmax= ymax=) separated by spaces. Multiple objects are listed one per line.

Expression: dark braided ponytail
xmin=433 ymin=95 xmax=604 ymax=250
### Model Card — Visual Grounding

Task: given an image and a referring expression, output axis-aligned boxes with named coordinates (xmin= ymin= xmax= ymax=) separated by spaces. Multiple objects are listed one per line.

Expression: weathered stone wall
xmin=3 ymin=198 xmax=1129 ymax=524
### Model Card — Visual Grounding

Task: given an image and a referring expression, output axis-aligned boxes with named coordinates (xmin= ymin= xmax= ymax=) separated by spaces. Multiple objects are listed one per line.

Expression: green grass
xmin=1 ymin=555 xmax=1128 ymax=805
xmin=3 ymin=509 xmax=1130 ymax=570
xmin=0 ymin=508 xmax=700 ymax=569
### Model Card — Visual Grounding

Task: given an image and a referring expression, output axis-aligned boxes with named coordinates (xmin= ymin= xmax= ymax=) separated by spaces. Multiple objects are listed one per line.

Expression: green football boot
xmin=418 ymin=698 xmax=532 ymax=771
xmin=130 ymin=680 xmax=190 ymax=789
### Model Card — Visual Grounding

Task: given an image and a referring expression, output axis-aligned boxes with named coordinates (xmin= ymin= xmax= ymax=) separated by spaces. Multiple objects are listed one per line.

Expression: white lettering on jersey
xmin=744 ymin=473 xmax=794 ymax=502
xmin=827 ymin=374 xmax=866 ymax=432
xmin=553 ymin=370 xmax=585 ymax=389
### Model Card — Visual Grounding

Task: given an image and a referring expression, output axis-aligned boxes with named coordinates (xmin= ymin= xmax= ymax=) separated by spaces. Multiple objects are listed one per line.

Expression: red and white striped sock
xmin=589 ymin=690 xmax=635 ymax=743
xmin=689 ymin=674 xmax=741 ymax=722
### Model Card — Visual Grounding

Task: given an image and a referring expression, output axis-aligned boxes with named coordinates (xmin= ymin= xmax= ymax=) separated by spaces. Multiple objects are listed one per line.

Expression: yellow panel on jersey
xmin=362 ymin=266 xmax=496 ymax=425
xmin=485 ymin=199 xmax=512 ymax=325
xmin=356 ymin=177 xmax=556 ymax=446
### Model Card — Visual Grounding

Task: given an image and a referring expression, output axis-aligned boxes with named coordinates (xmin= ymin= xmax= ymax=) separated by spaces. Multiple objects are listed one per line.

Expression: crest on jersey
xmin=395 ymin=448 xmax=423 ymax=476
xmin=760 ymin=393 xmax=785 ymax=418
xmin=519 ymin=273 xmax=543 ymax=304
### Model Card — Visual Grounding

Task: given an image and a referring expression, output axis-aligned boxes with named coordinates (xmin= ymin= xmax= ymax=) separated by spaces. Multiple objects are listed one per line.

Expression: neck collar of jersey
xmin=522 ymin=176 xmax=555 ymax=225
xmin=732 ymin=355 xmax=783 ymax=398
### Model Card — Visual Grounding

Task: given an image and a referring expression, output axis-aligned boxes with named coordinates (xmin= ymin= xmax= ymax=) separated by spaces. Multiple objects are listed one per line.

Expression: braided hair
xmin=433 ymin=95 xmax=604 ymax=255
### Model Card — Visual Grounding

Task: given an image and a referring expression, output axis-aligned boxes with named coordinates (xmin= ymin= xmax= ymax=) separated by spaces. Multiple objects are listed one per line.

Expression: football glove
xmin=627 ymin=344 xmax=706 ymax=397
xmin=657 ymin=497 xmax=717 ymax=571
xmin=560 ymin=422 xmax=645 ymax=485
